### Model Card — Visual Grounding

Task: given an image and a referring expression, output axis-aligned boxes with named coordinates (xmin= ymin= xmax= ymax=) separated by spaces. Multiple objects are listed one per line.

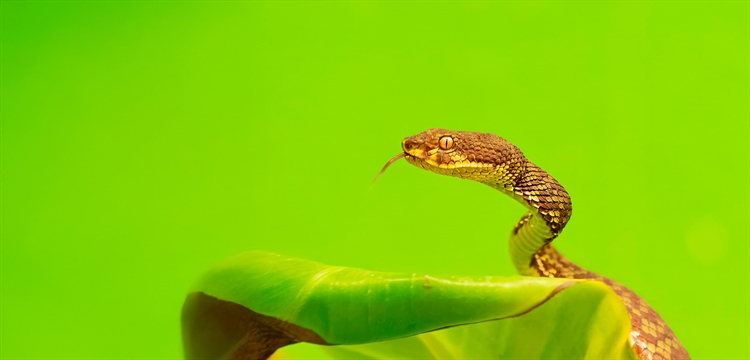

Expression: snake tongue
xmin=372 ymin=153 xmax=406 ymax=185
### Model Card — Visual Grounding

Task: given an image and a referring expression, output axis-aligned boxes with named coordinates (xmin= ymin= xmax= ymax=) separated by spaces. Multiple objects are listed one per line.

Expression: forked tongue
xmin=371 ymin=153 xmax=406 ymax=185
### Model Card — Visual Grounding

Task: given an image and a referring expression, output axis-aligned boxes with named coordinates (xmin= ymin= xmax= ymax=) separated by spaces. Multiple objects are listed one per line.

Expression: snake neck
xmin=483 ymin=161 xmax=573 ymax=275
xmin=508 ymin=212 xmax=552 ymax=275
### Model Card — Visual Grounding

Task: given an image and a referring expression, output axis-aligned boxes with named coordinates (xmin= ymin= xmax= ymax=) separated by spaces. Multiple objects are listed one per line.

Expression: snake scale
xmin=381 ymin=128 xmax=689 ymax=360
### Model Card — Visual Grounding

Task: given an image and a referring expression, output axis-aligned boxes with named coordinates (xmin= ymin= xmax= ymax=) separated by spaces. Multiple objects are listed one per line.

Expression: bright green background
xmin=2 ymin=2 xmax=748 ymax=359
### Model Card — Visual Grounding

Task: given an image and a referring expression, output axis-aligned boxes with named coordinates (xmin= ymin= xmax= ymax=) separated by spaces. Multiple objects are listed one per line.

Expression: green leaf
xmin=182 ymin=251 xmax=637 ymax=359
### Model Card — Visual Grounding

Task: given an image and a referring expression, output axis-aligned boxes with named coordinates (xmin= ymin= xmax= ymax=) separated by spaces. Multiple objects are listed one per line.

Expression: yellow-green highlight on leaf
xmin=183 ymin=251 xmax=638 ymax=359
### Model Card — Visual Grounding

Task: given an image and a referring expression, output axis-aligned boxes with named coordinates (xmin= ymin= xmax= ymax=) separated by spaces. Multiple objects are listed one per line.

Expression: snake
xmin=375 ymin=128 xmax=690 ymax=360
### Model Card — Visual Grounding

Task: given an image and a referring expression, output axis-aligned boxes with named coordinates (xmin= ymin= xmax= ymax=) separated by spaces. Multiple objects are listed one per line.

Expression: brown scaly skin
xmin=401 ymin=128 xmax=689 ymax=360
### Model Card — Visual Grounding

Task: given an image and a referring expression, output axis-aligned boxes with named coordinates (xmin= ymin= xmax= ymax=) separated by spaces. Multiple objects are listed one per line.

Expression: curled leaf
xmin=182 ymin=251 xmax=637 ymax=359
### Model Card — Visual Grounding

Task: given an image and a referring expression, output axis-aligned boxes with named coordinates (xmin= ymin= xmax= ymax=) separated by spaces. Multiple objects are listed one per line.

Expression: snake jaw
xmin=403 ymin=153 xmax=428 ymax=171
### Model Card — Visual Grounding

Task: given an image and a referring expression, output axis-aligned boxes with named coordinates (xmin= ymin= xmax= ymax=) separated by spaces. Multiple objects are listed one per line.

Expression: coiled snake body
xmin=382 ymin=129 xmax=689 ymax=360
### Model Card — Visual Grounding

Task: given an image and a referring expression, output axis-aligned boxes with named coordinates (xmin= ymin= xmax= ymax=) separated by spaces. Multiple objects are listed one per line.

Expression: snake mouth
xmin=403 ymin=152 xmax=419 ymax=161
xmin=372 ymin=151 xmax=439 ymax=185
xmin=403 ymin=152 xmax=432 ymax=170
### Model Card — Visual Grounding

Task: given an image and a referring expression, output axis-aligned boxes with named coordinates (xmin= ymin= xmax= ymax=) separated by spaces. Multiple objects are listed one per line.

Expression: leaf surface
xmin=182 ymin=251 xmax=637 ymax=359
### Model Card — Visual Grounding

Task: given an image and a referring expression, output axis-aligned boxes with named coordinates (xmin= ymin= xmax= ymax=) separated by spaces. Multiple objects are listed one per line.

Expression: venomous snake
xmin=377 ymin=128 xmax=689 ymax=360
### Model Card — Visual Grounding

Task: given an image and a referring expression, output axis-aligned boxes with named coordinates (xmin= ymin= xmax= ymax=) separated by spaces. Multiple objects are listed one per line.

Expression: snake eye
xmin=439 ymin=136 xmax=454 ymax=150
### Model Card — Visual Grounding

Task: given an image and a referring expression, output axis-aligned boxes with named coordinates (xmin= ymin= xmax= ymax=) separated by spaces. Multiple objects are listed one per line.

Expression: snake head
xmin=401 ymin=128 xmax=527 ymax=184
